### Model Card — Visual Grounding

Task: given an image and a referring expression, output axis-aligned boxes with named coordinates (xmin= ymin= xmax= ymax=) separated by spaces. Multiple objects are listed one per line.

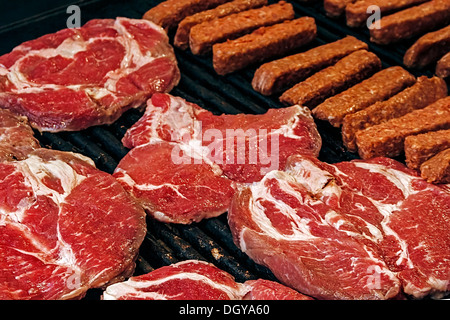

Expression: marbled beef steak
xmin=228 ymin=154 xmax=450 ymax=299
xmin=114 ymin=93 xmax=321 ymax=224
xmin=0 ymin=149 xmax=146 ymax=299
xmin=102 ymin=259 xmax=313 ymax=300
xmin=0 ymin=18 xmax=180 ymax=132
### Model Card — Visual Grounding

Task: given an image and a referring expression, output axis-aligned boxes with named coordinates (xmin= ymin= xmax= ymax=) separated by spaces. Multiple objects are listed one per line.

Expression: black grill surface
xmin=1 ymin=0 xmax=448 ymax=300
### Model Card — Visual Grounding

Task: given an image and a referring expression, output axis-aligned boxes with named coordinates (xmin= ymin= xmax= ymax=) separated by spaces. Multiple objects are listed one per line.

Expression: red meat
xmin=102 ymin=260 xmax=312 ymax=300
xmin=228 ymin=154 xmax=450 ymax=299
xmin=0 ymin=18 xmax=180 ymax=132
xmin=0 ymin=149 xmax=146 ymax=299
xmin=114 ymin=93 xmax=321 ymax=224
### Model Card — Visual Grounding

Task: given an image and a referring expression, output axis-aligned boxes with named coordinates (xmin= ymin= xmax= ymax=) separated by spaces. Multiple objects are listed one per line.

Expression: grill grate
xmin=1 ymin=0 xmax=448 ymax=300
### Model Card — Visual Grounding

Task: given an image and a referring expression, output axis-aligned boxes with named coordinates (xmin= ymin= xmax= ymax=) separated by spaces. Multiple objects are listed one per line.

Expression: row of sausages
xmin=143 ymin=0 xmax=449 ymax=78
xmin=253 ymin=34 xmax=449 ymax=181
xmin=144 ymin=0 xmax=316 ymax=75
xmin=324 ymin=0 xmax=450 ymax=40
xmin=324 ymin=0 xmax=450 ymax=76
xmin=404 ymin=24 xmax=450 ymax=77
xmin=322 ymin=0 xmax=450 ymax=183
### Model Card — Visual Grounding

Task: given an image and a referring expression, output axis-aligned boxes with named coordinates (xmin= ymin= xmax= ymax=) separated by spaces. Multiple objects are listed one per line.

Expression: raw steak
xmin=228 ymin=154 xmax=450 ymax=299
xmin=0 ymin=108 xmax=40 ymax=161
xmin=0 ymin=18 xmax=180 ymax=132
xmin=113 ymin=141 xmax=236 ymax=224
xmin=0 ymin=149 xmax=146 ymax=300
xmin=242 ymin=279 xmax=313 ymax=300
xmin=102 ymin=259 xmax=313 ymax=300
xmin=122 ymin=93 xmax=321 ymax=183
xmin=113 ymin=93 xmax=321 ymax=223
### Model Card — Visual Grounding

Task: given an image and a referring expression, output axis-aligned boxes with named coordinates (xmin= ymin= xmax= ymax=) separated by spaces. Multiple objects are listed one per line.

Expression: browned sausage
xmin=436 ymin=51 xmax=450 ymax=78
xmin=143 ymin=0 xmax=230 ymax=30
xmin=355 ymin=96 xmax=450 ymax=159
xmin=420 ymin=148 xmax=450 ymax=184
xmin=345 ymin=0 xmax=429 ymax=27
xmin=312 ymin=66 xmax=416 ymax=127
xmin=369 ymin=0 xmax=450 ymax=45
xmin=324 ymin=0 xmax=357 ymax=17
xmin=404 ymin=25 xmax=450 ymax=69
xmin=189 ymin=1 xmax=294 ymax=55
xmin=174 ymin=0 xmax=268 ymax=50
xmin=279 ymin=50 xmax=381 ymax=108
xmin=342 ymin=76 xmax=448 ymax=152
xmin=212 ymin=17 xmax=317 ymax=75
xmin=404 ymin=129 xmax=450 ymax=170
xmin=252 ymin=36 xmax=368 ymax=96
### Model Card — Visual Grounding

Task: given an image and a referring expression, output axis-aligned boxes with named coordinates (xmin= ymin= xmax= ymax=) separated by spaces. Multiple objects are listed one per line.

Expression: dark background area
xmin=1 ymin=0 xmax=77 ymax=26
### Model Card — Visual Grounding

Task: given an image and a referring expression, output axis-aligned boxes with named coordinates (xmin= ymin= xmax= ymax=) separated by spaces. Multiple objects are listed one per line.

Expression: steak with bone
xmin=228 ymin=154 xmax=450 ymax=299
xmin=0 ymin=18 xmax=180 ymax=132
xmin=102 ymin=259 xmax=313 ymax=300
xmin=114 ymin=93 xmax=321 ymax=224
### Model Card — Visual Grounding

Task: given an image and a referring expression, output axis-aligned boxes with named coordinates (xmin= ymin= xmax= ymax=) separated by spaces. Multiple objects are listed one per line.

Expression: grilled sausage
xmin=404 ymin=129 xmax=450 ymax=170
xmin=174 ymin=0 xmax=268 ymax=50
xmin=143 ymin=0 xmax=230 ymax=30
xmin=436 ymin=51 xmax=450 ymax=78
xmin=369 ymin=0 xmax=450 ymax=45
xmin=420 ymin=148 xmax=450 ymax=184
xmin=213 ymin=17 xmax=317 ymax=75
xmin=252 ymin=36 xmax=368 ymax=96
xmin=404 ymin=25 xmax=450 ymax=69
xmin=189 ymin=1 xmax=294 ymax=55
xmin=342 ymin=76 xmax=448 ymax=152
xmin=324 ymin=0 xmax=357 ymax=17
xmin=279 ymin=50 xmax=382 ymax=108
xmin=312 ymin=66 xmax=416 ymax=127
xmin=355 ymin=96 xmax=450 ymax=159
xmin=345 ymin=0 xmax=429 ymax=27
